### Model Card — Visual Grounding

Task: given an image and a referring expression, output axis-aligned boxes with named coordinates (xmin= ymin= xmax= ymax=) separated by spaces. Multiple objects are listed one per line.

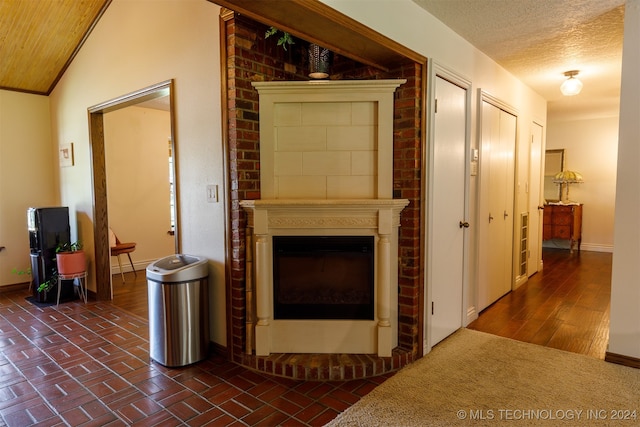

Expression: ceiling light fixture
xmin=560 ymin=70 xmax=583 ymax=96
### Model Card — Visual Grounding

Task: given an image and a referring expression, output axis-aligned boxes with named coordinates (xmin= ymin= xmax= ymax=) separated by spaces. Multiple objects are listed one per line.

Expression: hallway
xmin=468 ymin=248 xmax=612 ymax=359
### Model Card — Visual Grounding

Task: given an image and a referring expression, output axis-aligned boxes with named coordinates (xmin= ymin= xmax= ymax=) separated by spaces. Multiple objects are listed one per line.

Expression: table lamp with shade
xmin=553 ymin=170 xmax=584 ymax=203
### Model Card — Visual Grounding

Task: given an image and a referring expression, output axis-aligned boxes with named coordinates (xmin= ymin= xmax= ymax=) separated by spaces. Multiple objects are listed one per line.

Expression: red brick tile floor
xmin=0 ymin=288 xmax=392 ymax=426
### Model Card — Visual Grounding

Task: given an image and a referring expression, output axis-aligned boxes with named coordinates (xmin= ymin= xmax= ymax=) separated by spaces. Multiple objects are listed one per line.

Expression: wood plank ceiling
xmin=0 ymin=0 xmax=110 ymax=95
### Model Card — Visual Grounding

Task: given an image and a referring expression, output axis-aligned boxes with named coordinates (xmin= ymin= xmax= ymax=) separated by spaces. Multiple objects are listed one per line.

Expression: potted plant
xmin=265 ymin=26 xmax=295 ymax=51
xmin=264 ymin=27 xmax=332 ymax=79
xmin=36 ymin=241 xmax=85 ymax=302
xmin=55 ymin=241 xmax=85 ymax=275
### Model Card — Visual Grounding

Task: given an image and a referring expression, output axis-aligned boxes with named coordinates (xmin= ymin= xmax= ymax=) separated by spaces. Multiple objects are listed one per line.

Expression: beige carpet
xmin=326 ymin=329 xmax=640 ymax=427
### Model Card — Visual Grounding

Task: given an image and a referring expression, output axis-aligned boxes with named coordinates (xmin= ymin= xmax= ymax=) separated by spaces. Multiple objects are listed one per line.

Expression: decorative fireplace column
xmin=243 ymin=80 xmax=407 ymax=357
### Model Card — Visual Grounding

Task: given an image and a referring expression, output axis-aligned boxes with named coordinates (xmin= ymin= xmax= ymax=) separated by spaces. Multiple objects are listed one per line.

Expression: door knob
xmin=504 ymin=211 xmax=509 ymax=219
xmin=489 ymin=214 xmax=494 ymax=223
xmin=538 ymin=205 xmax=545 ymax=210
xmin=459 ymin=221 xmax=470 ymax=229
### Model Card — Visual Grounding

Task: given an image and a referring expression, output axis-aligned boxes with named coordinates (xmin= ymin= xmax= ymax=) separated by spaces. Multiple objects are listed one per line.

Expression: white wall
xmin=546 ymin=116 xmax=619 ymax=251
xmin=49 ymin=0 xmax=226 ymax=344
xmin=0 ymin=91 xmax=55 ymax=286
xmin=319 ymin=0 xmax=547 ymax=321
xmin=609 ymin=0 xmax=640 ymax=360
xmin=104 ymin=106 xmax=175 ymax=270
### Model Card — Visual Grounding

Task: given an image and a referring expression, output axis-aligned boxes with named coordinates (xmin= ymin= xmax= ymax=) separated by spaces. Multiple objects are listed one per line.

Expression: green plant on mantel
xmin=265 ymin=26 xmax=295 ymax=51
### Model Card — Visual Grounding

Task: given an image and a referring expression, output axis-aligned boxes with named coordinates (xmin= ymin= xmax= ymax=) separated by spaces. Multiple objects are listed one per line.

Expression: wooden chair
xmin=109 ymin=228 xmax=137 ymax=283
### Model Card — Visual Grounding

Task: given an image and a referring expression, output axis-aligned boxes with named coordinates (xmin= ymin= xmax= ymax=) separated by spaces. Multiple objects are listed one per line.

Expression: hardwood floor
xmin=468 ymin=248 xmax=612 ymax=359
xmin=111 ymin=270 xmax=149 ymax=319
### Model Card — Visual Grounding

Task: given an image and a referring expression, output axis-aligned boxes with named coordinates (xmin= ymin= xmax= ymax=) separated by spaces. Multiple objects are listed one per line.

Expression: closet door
xmin=429 ymin=76 xmax=467 ymax=345
xmin=479 ymin=101 xmax=516 ymax=311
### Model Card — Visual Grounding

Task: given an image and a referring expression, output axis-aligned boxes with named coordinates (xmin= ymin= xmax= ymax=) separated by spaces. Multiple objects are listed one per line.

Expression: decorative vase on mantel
xmin=308 ymin=43 xmax=333 ymax=79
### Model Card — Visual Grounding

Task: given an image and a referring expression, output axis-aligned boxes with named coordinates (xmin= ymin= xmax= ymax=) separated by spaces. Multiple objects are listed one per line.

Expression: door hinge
xmin=434 ymin=99 xmax=438 ymax=113
xmin=432 ymin=301 xmax=434 ymax=315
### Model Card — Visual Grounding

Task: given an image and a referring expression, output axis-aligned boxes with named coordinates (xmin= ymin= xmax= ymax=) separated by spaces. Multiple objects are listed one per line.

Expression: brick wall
xmin=223 ymin=12 xmax=423 ymax=365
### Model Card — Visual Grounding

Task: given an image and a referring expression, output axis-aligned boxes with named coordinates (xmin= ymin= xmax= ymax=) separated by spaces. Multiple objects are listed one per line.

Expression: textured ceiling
xmin=412 ymin=0 xmax=625 ymax=120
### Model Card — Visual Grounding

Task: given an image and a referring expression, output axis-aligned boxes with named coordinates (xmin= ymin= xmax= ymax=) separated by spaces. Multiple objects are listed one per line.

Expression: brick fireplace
xmin=241 ymin=80 xmax=408 ymax=357
xmin=222 ymin=11 xmax=423 ymax=379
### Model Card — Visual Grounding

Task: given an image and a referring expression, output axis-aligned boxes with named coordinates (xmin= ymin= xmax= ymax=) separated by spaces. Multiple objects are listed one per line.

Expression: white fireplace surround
xmin=243 ymin=80 xmax=408 ymax=357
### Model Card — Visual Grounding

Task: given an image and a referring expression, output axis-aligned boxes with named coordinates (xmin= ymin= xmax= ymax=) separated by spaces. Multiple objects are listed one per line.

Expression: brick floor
xmin=0 ymin=288 xmax=392 ymax=426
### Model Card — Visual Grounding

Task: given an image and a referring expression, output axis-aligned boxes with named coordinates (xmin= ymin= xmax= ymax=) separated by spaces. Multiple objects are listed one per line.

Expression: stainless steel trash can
xmin=147 ymin=254 xmax=209 ymax=367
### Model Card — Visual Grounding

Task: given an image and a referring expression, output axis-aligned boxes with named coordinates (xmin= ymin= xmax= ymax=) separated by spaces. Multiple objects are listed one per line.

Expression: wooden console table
xmin=543 ymin=204 xmax=583 ymax=252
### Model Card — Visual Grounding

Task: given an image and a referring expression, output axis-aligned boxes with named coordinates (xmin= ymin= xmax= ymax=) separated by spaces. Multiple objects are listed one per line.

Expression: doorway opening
xmin=88 ymin=80 xmax=179 ymax=301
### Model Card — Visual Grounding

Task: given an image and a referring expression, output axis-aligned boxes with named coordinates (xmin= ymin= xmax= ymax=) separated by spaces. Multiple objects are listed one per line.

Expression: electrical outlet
xmin=206 ymin=185 xmax=218 ymax=203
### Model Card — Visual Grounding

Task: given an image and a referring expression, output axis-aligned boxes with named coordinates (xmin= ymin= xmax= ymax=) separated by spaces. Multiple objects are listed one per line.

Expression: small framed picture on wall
xmin=60 ymin=142 xmax=74 ymax=167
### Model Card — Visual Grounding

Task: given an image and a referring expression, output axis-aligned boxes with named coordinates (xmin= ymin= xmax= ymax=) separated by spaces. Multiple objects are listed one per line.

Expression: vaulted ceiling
xmin=0 ymin=0 xmax=110 ymax=95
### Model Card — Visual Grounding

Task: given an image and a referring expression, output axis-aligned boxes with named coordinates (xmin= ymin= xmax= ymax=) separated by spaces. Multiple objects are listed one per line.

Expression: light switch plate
xmin=206 ymin=185 xmax=218 ymax=203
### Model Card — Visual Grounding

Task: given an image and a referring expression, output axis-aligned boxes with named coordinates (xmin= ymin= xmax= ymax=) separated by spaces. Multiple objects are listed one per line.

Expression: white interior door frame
xmin=529 ymin=121 xmax=545 ymax=274
xmin=423 ymin=60 xmax=472 ymax=355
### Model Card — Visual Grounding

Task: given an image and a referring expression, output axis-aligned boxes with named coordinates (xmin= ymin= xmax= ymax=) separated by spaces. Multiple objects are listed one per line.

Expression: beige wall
xmin=0 ymin=91 xmax=55 ymax=286
xmin=104 ymin=106 xmax=175 ymax=270
xmin=546 ymin=116 xmax=619 ymax=251
xmin=48 ymin=0 xmax=226 ymax=344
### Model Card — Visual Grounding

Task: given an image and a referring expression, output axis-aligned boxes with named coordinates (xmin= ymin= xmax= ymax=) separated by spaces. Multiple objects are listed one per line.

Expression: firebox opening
xmin=273 ymin=235 xmax=375 ymax=320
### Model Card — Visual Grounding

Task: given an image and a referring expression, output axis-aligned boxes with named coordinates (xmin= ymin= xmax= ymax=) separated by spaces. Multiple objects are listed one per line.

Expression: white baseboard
xmin=542 ymin=240 xmax=613 ymax=253
xmin=110 ymin=258 xmax=153 ymax=275
xmin=579 ymin=243 xmax=613 ymax=253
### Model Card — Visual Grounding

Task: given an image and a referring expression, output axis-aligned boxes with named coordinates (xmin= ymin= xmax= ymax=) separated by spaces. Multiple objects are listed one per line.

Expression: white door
xmin=430 ymin=76 xmax=467 ymax=345
xmin=528 ymin=123 xmax=544 ymax=275
xmin=479 ymin=101 xmax=516 ymax=311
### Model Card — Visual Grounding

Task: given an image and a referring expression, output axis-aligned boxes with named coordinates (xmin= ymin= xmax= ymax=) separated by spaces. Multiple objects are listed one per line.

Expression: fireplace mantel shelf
xmin=241 ymin=198 xmax=409 ymax=207
xmin=240 ymin=199 xmax=409 ymax=234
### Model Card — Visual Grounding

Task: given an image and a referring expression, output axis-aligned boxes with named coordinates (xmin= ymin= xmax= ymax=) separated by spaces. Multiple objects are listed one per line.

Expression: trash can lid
xmin=146 ymin=254 xmax=208 ymax=282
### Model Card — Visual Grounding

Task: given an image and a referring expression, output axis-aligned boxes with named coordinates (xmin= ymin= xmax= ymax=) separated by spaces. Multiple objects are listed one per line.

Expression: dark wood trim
xmin=219 ymin=8 xmax=234 ymax=358
xmin=211 ymin=340 xmax=229 ymax=359
xmin=209 ymin=0 xmax=426 ymax=70
xmin=88 ymin=111 xmax=111 ymax=301
xmin=417 ymin=61 xmax=428 ymax=357
xmin=605 ymin=351 xmax=640 ymax=369
xmin=0 ymin=282 xmax=29 ymax=294
xmin=88 ymin=80 xmax=175 ymax=301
